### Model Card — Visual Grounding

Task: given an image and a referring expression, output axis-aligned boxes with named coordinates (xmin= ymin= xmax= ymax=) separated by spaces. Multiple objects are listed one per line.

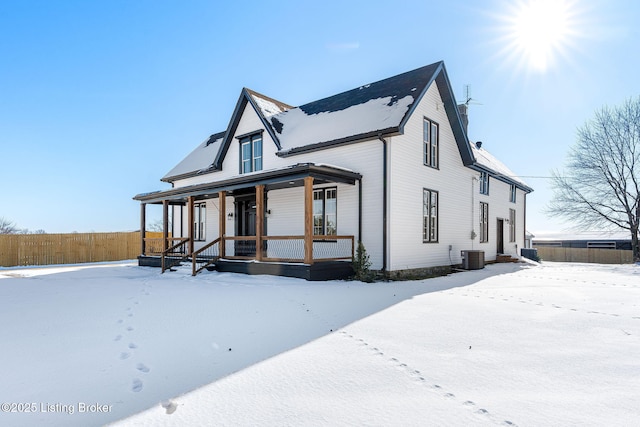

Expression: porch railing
xmin=161 ymin=238 xmax=190 ymax=273
xmin=144 ymin=236 xmax=181 ymax=255
xmin=191 ymin=237 xmax=221 ymax=276
xmin=220 ymin=235 xmax=354 ymax=263
xmin=151 ymin=234 xmax=354 ymax=275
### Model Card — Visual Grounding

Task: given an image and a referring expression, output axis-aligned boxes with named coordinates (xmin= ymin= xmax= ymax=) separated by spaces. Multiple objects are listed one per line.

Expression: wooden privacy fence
xmin=536 ymin=246 xmax=634 ymax=264
xmin=0 ymin=232 xmax=157 ymax=267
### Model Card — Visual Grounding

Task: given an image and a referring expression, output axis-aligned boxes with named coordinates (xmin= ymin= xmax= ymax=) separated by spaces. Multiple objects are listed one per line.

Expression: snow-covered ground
xmin=0 ymin=261 xmax=638 ymax=426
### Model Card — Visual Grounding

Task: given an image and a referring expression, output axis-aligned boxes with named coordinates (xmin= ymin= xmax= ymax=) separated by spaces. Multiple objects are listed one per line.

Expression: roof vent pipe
xmin=476 ymin=141 xmax=482 ymax=149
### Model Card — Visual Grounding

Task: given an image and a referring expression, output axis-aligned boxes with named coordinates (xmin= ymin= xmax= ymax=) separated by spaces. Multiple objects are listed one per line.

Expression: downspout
xmin=378 ymin=134 xmax=388 ymax=274
xmin=358 ymin=177 xmax=362 ymax=244
xmin=471 ymin=176 xmax=478 ymax=250
xmin=523 ymin=192 xmax=527 ymax=251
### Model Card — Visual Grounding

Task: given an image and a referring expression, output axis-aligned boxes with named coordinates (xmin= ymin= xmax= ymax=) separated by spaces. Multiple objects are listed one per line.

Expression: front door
xmin=496 ymin=219 xmax=504 ymax=254
xmin=235 ymin=196 xmax=256 ymax=256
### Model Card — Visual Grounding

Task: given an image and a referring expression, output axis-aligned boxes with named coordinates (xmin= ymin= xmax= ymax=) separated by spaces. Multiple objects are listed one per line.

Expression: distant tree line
xmin=0 ymin=217 xmax=46 ymax=235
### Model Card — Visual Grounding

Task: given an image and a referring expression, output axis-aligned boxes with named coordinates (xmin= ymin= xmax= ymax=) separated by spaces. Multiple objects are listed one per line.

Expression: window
xmin=509 ymin=209 xmax=516 ymax=242
xmin=240 ymin=134 xmax=262 ymax=173
xmin=479 ymin=202 xmax=489 ymax=243
xmin=313 ymin=188 xmax=337 ymax=236
xmin=423 ymin=118 xmax=439 ymax=168
xmin=479 ymin=172 xmax=489 ymax=195
xmin=422 ymin=189 xmax=439 ymax=242
xmin=509 ymin=184 xmax=517 ymax=203
xmin=193 ymin=202 xmax=206 ymax=241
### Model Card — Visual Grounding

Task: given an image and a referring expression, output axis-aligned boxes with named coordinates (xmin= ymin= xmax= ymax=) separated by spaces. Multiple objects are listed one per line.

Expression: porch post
xmin=162 ymin=200 xmax=169 ymax=253
xmin=187 ymin=196 xmax=194 ymax=255
xmin=140 ymin=203 xmax=146 ymax=256
xmin=218 ymin=191 xmax=226 ymax=258
xmin=304 ymin=176 xmax=314 ymax=265
xmin=255 ymin=185 xmax=264 ymax=261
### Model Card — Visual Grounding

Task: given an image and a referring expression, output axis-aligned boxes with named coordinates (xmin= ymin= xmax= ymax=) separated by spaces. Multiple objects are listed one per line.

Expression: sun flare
xmin=504 ymin=0 xmax=578 ymax=72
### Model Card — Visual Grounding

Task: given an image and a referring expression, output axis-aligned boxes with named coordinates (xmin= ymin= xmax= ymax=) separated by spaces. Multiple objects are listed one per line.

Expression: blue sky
xmin=1 ymin=0 xmax=637 ymax=234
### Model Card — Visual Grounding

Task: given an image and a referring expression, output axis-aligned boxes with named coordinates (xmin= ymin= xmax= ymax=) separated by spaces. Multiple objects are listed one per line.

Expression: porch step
xmin=496 ymin=254 xmax=520 ymax=263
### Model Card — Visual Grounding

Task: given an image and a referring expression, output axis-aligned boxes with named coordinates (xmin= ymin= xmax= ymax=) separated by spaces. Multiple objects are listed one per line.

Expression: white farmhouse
xmin=134 ymin=61 xmax=533 ymax=280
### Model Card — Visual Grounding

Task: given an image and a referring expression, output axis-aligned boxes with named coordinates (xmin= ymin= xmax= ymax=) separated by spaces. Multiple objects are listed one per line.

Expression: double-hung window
xmin=479 ymin=202 xmax=489 ymax=243
xmin=479 ymin=172 xmax=489 ymax=195
xmin=313 ymin=188 xmax=337 ymax=236
xmin=422 ymin=189 xmax=439 ymax=243
xmin=240 ymin=133 xmax=263 ymax=173
xmin=193 ymin=202 xmax=206 ymax=241
xmin=509 ymin=209 xmax=516 ymax=242
xmin=423 ymin=118 xmax=439 ymax=168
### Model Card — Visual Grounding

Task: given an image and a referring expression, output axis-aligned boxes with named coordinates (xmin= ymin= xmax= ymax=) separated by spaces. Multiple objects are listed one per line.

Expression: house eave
xmin=134 ymin=163 xmax=363 ymax=204
xmin=468 ymin=164 xmax=533 ymax=193
xmin=277 ymin=128 xmax=400 ymax=158
xmin=160 ymin=166 xmax=220 ymax=183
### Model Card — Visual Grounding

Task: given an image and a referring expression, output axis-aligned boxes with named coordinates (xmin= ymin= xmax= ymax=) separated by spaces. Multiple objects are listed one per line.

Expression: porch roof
xmin=133 ymin=163 xmax=362 ymax=204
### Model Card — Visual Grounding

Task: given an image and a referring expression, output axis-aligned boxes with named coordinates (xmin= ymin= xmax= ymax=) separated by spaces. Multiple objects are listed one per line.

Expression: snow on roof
xmin=274 ymin=95 xmax=414 ymax=151
xmin=162 ymin=132 xmax=224 ymax=181
xmin=470 ymin=143 xmax=529 ymax=188
xmin=248 ymin=90 xmax=292 ymax=118
xmin=268 ymin=62 xmax=441 ymax=151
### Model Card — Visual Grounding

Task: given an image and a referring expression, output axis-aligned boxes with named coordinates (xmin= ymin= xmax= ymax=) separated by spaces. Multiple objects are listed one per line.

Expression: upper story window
xmin=423 ymin=118 xmax=439 ymax=168
xmin=240 ymin=133 xmax=262 ymax=173
xmin=313 ymin=188 xmax=337 ymax=236
xmin=509 ymin=184 xmax=517 ymax=203
xmin=479 ymin=171 xmax=489 ymax=195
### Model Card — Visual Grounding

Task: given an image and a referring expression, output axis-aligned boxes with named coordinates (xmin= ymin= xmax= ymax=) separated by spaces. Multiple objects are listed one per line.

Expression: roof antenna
xmin=463 ymin=84 xmax=482 ymax=107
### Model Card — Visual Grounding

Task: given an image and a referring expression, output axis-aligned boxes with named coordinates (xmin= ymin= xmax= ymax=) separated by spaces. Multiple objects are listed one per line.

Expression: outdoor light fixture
xmin=227 ymin=212 xmax=233 ymax=219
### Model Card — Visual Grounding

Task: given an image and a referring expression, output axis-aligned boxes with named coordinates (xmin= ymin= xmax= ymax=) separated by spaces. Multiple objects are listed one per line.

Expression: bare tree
xmin=0 ymin=217 xmax=19 ymax=234
xmin=147 ymin=218 xmax=172 ymax=233
xmin=548 ymin=97 xmax=640 ymax=262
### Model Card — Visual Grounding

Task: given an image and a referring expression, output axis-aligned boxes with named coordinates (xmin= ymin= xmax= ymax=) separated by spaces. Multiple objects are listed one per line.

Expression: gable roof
xmin=162 ymin=61 xmax=479 ymax=182
xmin=162 ymin=132 xmax=224 ymax=182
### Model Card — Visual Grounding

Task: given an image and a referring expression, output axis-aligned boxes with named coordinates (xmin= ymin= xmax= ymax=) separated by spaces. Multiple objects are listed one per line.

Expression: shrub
xmin=352 ymin=241 xmax=374 ymax=282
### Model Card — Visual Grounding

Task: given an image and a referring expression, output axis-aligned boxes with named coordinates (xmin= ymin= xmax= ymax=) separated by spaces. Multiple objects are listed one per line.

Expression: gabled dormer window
xmin=239 ymin=133 xmax=262 ymax=173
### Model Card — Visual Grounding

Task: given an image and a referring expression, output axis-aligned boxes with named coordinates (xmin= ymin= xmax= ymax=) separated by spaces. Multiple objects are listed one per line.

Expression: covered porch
xmin=134 ymin=163 xmax=362 ymax=280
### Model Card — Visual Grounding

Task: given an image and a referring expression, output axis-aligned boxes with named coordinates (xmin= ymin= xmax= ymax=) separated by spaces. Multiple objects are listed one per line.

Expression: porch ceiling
xmin=133 ymin=163 xmax=362 ymax=204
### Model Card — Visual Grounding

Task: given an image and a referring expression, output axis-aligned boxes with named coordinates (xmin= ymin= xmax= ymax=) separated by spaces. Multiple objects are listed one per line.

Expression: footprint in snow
xmin=114 ymin=335 xmax=122 ymax=341
xmin=131 ymin=378 xmax=143 ymax=392
xmin=119 ymin=352 xmax=130 ymax=360
xmin=161 ymin=400 xmax=177 ymax=414
xmin=128 ymin=342 xmax=138 ymax=349
xmin=127 ymin=326 xmax=134 ymax=331
xmin=136 ymin=363 xmax=150 ymax=373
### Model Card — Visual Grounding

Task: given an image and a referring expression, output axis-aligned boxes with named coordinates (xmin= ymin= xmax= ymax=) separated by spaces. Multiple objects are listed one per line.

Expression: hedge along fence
xmin=536 ymin=246 xmax=634 ymax=264
xmin=0 ymin=231 xmax=163 ymax=267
